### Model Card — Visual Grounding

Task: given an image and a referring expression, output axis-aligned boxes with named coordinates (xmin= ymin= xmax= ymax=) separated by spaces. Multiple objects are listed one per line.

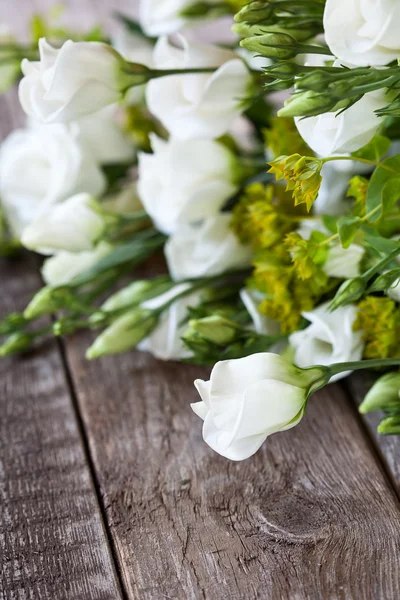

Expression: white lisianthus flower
xmin=71 ymin=106 xmax=134 ymax=165
xmin=313 ymin=163 xmax=355 ymax=216
xmin=289 ymin=303 xmax=364 ymax=382
xmin=294 ymin=59 xmax=388 ymax=156
xmin=297 ymin=219 xmax=365 ymax=280
xmin=19 ymin=38 xmax=123 ymax=123
xmin=0 ymin=124 xmax=106 ymax=237
xmin=165 ymin=214 xmax=251 ymax=280
xmin=138 ymin=283 xmax=201 ymax=360
xmin=137 ymin=135 xmax=238 ymax=234
xmin=191 ymin=353 xmax=325 ymax=460
xmin=21 ymin=193 xmax=105 ymax=254
xmin=240 ymin=289 xmax=280 ymax=336
xmin=323 ymin=244 xmax=365 ymax=279
xmin=146 ymin=36 xmax=253 ymax=140
xmin=41 ymin=241 xmax=111 ymax=287
xmin=139 ymin=0 xmax=222 ymax=36
xmin=324 ymin=0 xmax=400 ymax=67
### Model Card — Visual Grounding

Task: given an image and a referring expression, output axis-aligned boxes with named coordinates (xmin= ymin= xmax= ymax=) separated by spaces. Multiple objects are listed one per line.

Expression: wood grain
xmin=64 ymin=339 xmax=400 ymax=600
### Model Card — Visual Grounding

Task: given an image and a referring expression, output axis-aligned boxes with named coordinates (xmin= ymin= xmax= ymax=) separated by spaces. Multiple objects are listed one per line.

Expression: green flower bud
xmin=188 ymin=316 xmax=239 ymax=345
xmin=378 ymin=415 xmax=400 ymax=435
xmin=359 ymin=373 xmax=400 ymax=414
xmin=240 ymin=32 xmax=300 ymax=60
xmin=329 ymin=278 xmax=366 ymax=311
xmin=0 ymin=332 xmax=32 ymax=357
xmin=101 ymin=278 xmax=172 ymax=313
xmin=278 ymin=91 xmax=338 ymax=118
xmin=234 ymin=1 xmax=273 ymax=23
xmin=24 ymin=287 xmax=58 ymax=319
xmin=86 ymin=308 xmax=158 ymax=359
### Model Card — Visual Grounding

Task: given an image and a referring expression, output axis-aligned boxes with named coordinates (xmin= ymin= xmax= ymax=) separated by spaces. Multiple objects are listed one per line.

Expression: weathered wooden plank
xmin=64 ymin=337 xmax=400 ymax=600
xmin=0 ymin=256 xmax=124 ymax=600
xmin=347 ymin=373 xmax=400 ymax=497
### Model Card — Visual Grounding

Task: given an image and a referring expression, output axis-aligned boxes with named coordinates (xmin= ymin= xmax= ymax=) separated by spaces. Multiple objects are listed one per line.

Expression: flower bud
xmin=101 ymin=278 xmax=172 ymax=313
xmin=378 ymin=415 xmax=400 ymax=436
xmin=359 ymin=373 xmax=400 ymax=414
xmin=240 ymin=33 xmax=300 ymax=60
xmin=234 ymin=2 xmax=274 ymax=23
xmin=329 ymin=278 xmax=366 ymax=310
xmin=23 ymin=286 xmax=71 ymax=319
xmin=0 ymin=332 xmax=32 ymax=357
xmin=86 ymin=308 xmax=158 ymax=358
xmin=278 ymin=91 xmax=338 ymax=118
xmin=188 ymin=316 xmax=238 ymax=346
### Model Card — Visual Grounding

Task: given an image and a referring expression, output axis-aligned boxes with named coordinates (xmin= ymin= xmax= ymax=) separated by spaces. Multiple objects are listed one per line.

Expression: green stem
xmin=362 ymin=246 xmax=400 ymax=281
xmin=323 ymin=155 xmax=400 ymax=175
xmin=328 ymin=358 xmax=400 ymax=377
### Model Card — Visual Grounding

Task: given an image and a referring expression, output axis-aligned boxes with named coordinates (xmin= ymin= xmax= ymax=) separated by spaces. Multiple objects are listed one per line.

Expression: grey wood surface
xmin=2 ymin=1 xmax=400 ymax=599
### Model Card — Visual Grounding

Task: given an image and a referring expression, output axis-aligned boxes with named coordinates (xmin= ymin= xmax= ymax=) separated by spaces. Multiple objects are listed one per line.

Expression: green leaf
xmin=321 ymin=214 xmax=338 ymax=233
xmin=352 ymin=135 xmax=391 ymax=162
xmin=337 ymin=216 xmax=361 ymax=248
xmin=363 ymin=231 xmax=400 ymax=253
xmin=366 ymin=154 xmax=400 ymax=219
xmin=381 ymin=177 xmax=400 ymax=215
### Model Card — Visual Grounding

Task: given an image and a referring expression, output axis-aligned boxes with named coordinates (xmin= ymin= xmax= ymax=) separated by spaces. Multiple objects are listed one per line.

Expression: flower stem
xmin=328 ymin=358 xmax=400 ymax=377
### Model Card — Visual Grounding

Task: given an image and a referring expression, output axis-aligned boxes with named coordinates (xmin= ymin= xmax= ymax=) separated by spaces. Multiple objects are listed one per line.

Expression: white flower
xmin=191 ymin=353 xmax=323 ymax=460
xmin=297 ymin=219 xmax=365 ymax=279
xmin=240 ymin=289 xmax=280 ymax=335
xmin=313 ymin=163 xmax=355 ymax=216
xmin=146 ymin=36 xmax=252 ymax=140
xmin=71 ymin=106 xmax=134 ymax=165
xmin=387 ymin=279 xmax=400 ymax=302
xmin=41 ymin=241 xmax=111 ymax=287
xmin=21 ymin=193 xmax=105 ymax=254
xmin=138 ymin=283 xmax=201 ymax=360
xmin=324 ymin=0 xmax=400 ymax=67
xmin=289 ymin=303 xmax=364 ymax=382
xmin=324 ymin=244 xmax=364 ymax=279
xmin=19 ymin=38 xmax=122 ymax=123
xmin=0 ymin=124 xmax=106 ymax=237
xmin=139 ymin=0 xmax=222 ymax=36
xmin=295 ymin=59 xmax=387 ymax=155
xmin=137 ymin=135 xmax=238 ymax=234
xmin=165 ymin=214 xmax=251 ymax=280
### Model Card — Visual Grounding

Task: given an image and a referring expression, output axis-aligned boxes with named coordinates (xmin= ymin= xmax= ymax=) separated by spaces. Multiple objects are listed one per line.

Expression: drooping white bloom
xmin=324 ymin=0 xmax=400 ymax=67
xmin=41 ymin=241 xmax=111 ymax=287
xmin=0 ymin=124 xmax=106 ymax=237
xmin=71 ymin=106 xmax=134 ymax=165
xmin=21 ymin=193 xmax=105 ymax=254
xmin=191 ymin=353 xmax=324 ymax=460
xmin=19 ymin=38 xmax=123 ymax=123
xmin=137 ymin=135 xmax=238 ymax=234
xmin=295 ymin=59 xmax=388 ymax=155
xmin=297 ymin=219 xmax=365 ymax=279
xmin=289 ymin=303 xmax=364 ymax=381
xmin=165 ymin=214 xmax=251 ymax=280
xmin=138 ymin=283 xmax=201 ymax=360
xmin=146 ymin=36 xmax=252 ymax=140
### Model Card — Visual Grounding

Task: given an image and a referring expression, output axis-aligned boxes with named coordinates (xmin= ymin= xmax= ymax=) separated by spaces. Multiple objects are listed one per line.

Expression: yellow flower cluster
xmin=268 ymin=154 xmax=323 ymax=211
xmin=354 ymin=296 xmax=400 ymax=359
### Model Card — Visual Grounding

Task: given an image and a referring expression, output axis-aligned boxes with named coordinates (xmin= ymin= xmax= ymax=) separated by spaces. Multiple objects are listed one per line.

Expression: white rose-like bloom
xmin=0 ymin=124 xmax=106 ymax=237
xmin=21 ymin=193 xmax=105 ymax=255
xmin=297 ymin=219 xmax=365 ymax=279
xmin=137 ymin=135 xmax=238 ymax=234
xmin=289 ymin=303 xmax=364 ymax=382
xmin=19 ymin=38 xmax=123 ymax=123
xmin=324 ymin=0 xmax=400 ymax=67
xmin=165 ymin=214 xmax=251 ymax=280
xmin=41 ymin=241 xmax=111 ymax=287
xmin=191 ymin=353 xmax=323 ymax=460
xmin=146 ymin=36 xmax=252 ymax=140
xmin=138 ymin=283 xmax=201 ymax=360
xmin=295 ymin=58 xmax=388 ymax=155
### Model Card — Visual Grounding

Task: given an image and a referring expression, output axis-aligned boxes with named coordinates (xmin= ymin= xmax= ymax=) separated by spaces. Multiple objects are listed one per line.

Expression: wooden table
xmin=1 ymin=1 xmax=400 ymax=598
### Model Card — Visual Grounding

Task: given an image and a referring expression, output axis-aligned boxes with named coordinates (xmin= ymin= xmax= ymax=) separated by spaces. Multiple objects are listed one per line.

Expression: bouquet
xmin=2 ymin=0 xmax=400 ymax=462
